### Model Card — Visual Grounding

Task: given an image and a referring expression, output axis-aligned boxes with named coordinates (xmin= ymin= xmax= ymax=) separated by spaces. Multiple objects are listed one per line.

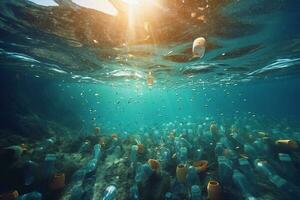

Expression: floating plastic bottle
xmin=218 ymin=156 xmax=233 ymax=185
xmin=215 ymin=143 xmax=224 ymax=157
xmin=254 ymin=159 xmax=274 ymax=178
xmin=193 ymin=148 xmax=203 ymax=161
xmin=49 ymin=172 xmax=65 ymax=190
xmin=147 ymin=71 xmax=154 ymax=86
xmin=71 ymin=169 xmax=86 ymax=183
xmin=187 ymin=166 xmax=199 ymax=186
xmin=193 ymin=160 xmax=208 ymax=173
xmin=207 ymin=181 xmax=220 ymax=200
xmin=275 ymin=139 xmax=298 ymax=150
xmin=70 ymin=184 xmax=84 ymax=200
xmin=191 ymin=185 xmax=202 ymax=200
xmin=43 ymin=154 xmax=56 ymax=179
xmin=180 ymin=138 xmax=193 ymax=150
xmin=130 ymin=145 xmax=138 ymax=166
xmin=278 ymin=153 xmax=296 ymax=181
xmin=160 ymin=147 xmax=171 ymax=166
xmin=238 ymin=158 xmax=254 ymax=182
xmin=130 ymin=184 xmax=139 ymax=200
xmin=192 ymin=37 xmax=206 ymax=58
xmin=24 ymin=160 xmax=37 ymax=186
xmin=17 ymin=192 xmax=42 ymax=200
xmin=79 ymin=141 xmax=90 ymax=153
xmin=232 ymin=170 xmax=256 ymax=200
xmin=165 ymin=192 xmax=173 ymax=200
xmin=84 ymin=158 xmax=98 ymax=175
xmin=93 ymin=144 xmax=101 ymax=161
xmin=135 ymin=163 xmax=153 ymax=183
xmin=178 ymin=147 xmax=188 ymax=164
xmin=176 ymin=164 xmax=187 ymax=183
xmin=243 ymin=144 xmax=257 ymax=161
xmin=102 ymin=185 xmax=117 ymax=200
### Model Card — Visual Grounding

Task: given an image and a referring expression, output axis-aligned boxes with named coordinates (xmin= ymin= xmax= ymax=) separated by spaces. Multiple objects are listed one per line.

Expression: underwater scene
xmin=1 ymin=0 xmax=300 ymax=199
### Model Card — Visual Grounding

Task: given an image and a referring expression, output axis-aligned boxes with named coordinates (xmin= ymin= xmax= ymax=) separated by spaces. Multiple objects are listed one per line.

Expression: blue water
xmin=1 ymin=0 xmax=300 ymax=200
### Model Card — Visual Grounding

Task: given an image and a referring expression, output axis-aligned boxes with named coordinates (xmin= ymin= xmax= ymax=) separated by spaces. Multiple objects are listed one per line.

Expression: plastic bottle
xmin=102 ymin=185 xmax=117 ymax=200
xmin=130 ymin=145 xmax=138 ymax=166
xmin=165 ymin=192 xmax=173 ymax=200
xmin=85 ymin=158 xmax=98 ymax=174
xmin=254 ymin=159 xmax=274 ymax=178
xmin=187 ymin=166 xmax=199 ymax=186
xmin=160 ymin=147 xmax=171 ymax=168
xmin=135 ymin=163 xmax=153 ymax=183
xmin=71 ymin=169 xmax=86 ymax=183
xmin=70 ymin=184 xmax=84 ymax=200
xmin=232 ymin=170 xmax=256 ymax=200
xmin=79 ymin=141 xmax=90 ymax=153
xmin=43 ymin=154 xmax=56 ymax=179
xmin=218 ymin=156 xmax=233 ymax=185
xmin=178 ymin=147 xmax=188 ymax=164
xmin=192 ymin=37 xmax=206 ymax=58
xmin=278 ymin=153 xmax=296 ymax=182
xmin=17 ymin=192 xmax=42 ymax=200
xmin=193 ymin=148 xmax=203 ymax=161
xmin=93 ymin=144 xmax=101 ymax=161
xmin=243 ymin=144 xmax=257 ymax=161
xmin=238 ymin=158 xmax=254 ymax=182
xmin=130 ymin=184 xmax=139 ymax=200
xmin=191 ymin=185 xmax=202 ymax=200
xmin=24 ymin=160 xmax=37 ymax=186
xmin=215 ymin=143 xmax=224 ymax=157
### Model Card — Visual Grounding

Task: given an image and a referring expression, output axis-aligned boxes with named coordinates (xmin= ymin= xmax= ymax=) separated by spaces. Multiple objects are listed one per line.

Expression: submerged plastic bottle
xmin=85 ymin=158 xmax=98 ymax=174
xmin=278 ymin=153 xmax=297 ymax=182
xmin=43 ymin=154 xmax=56 ymax=179
xmin=102 ymin=185 xmax=117 ymax=200
xmin=130 ymin=184 xmax=139 ymax=200
xmin=193 ymin=148 xmax=203 ymax=161
xmin=93 ymin=144 xmax=102 ymax=161
xmin=254 ymin=159 xmax=274 ymax=178
xmin=187 ymin=166 xmax=199 ymax=186
xmin=24 ymin=160 xmax=37 ymax=186
xmin=218 ymin=156 xmax=233 ymax=185
xmin=178 ymin=147 xmax=188 ymax=164
xmin=18 ymin=192 xmax=42 ymax=200
xmin=70 ymin=184 xmax=84 ymax=200
xmin=191 ymin=185 xmax=202 ymax=200
xmin=243 ymin=144 xmax=257 ymax=161
xmin=130 ymin=145 xmax=138 ymax=166
xmin=232 ymin=170 xmax=256 ymax=200
xmin=135 ymin=163 xmax=153 ymax=183
xmin=238 ymin=158 xmax=254 ymax=182
xmin=215 ymin=143 xmax=224 ymax=157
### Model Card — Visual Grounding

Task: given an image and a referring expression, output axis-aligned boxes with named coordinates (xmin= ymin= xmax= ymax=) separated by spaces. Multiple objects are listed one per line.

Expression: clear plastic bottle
xmin=102 ymin=185 xmax=117 ymax=200
xmin=187 ymin=166 xmax=199 ymax=186
xmin=18 ymin=192 xmax=42 ymax=200
xmin=70 ymin=184 xmax=84 ymax=200
xmin=238 ymin=158 xmax=254 ymax=183
xmin=43 ymin=154 xmax=56 ymax=179
xmin=130 ymin=145 xmax=138 ymax=166
xmin=178 ymin=147 xmax=188 ymax=164
xmin=218 ymin=156 xmax=233 ymax=185
xmin=24 ymin=160 xmax=37 ymax=186
xmin=193 ymin=148 xmax=203 ymax=161
xmin=130 ymin=184 xmax=139 ymax=200
xmin=191 ymin=185 xmax=202 ymax=200
xmin=93 ymin=144 xmax=101 ymax=161
xmin=135 ymin=163 xmax=153 ymax=183
xmin=232 ymin=170 xmax=256 ymax=200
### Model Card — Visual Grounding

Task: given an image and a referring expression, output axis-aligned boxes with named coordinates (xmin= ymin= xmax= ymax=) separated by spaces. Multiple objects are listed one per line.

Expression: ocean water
xmin=0 ymin=0 xmax=300 ymax=200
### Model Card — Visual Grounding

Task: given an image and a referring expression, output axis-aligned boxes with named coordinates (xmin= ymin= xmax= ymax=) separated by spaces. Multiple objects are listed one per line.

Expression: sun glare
xmin=122 ymin=0 xmax=139 ymax=5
